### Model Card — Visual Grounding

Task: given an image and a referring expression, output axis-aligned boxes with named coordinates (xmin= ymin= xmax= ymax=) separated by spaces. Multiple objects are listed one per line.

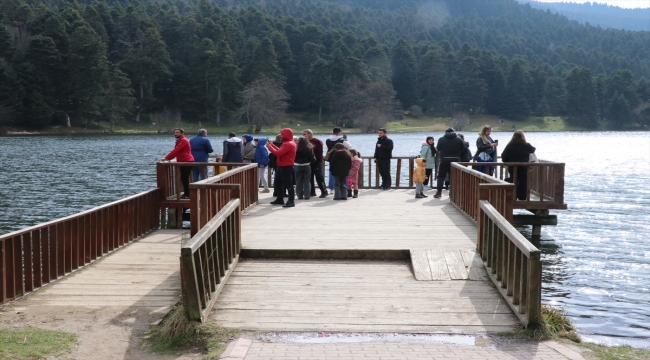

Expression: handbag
xmin=529 ymin=153 xmax=539 ymax=163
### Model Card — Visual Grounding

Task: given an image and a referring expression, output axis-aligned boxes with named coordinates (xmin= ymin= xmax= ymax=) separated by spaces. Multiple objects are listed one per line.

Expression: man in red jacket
xmin=266 ymin=128 xmax=297 ymax=207
xmin=160 ymin=128 xmax=194 ymax=199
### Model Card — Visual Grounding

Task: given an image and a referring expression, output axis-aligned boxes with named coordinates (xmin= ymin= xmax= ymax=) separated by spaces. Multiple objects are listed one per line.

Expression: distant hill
xmin=520 ymin=1 xmax=650 ymax=31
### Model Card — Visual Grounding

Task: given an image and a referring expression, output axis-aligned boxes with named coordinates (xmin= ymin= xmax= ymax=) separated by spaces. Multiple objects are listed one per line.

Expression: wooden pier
xmin=0 ymin=158 xmax=566 ymax=343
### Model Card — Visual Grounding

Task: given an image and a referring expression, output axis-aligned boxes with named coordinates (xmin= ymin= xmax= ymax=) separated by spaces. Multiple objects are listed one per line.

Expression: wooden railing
xmin=0 ymin=189 xmax=160 ymax=305
xmin=180 ymin=198 xmax=241 ymax=322
xmin=156 ymin=161 xmax=249 ymax=200
xmin=478 ymin=197 xmax=541 ymax=327
xmin=450 ymin=163 xmax=515 ymax=222
xmin=464 ymin=161 xmax=566 ymax=209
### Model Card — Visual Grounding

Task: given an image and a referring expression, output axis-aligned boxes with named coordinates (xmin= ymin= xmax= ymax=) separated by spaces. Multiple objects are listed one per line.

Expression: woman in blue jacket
xmin=254 ymin=137 xmax=270 ymax=192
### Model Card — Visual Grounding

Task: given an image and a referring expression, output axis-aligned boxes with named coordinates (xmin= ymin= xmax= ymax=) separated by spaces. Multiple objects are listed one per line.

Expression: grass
xmin=0 ymin=327 xmax=77 ymax=360
xmin=574 ymin=342 xmax=650 ymax=360
xmin=498 ymin=305 xmax=579 ymax=342
xmin=143 ymin=303 xmax=240 ymax=359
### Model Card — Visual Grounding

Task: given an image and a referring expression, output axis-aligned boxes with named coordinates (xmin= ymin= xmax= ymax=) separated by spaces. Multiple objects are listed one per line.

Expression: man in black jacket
xmin=434 ymin=127 xmax=466 ymax=198
xmin=373 ymin=128 xmax=394 ymax=190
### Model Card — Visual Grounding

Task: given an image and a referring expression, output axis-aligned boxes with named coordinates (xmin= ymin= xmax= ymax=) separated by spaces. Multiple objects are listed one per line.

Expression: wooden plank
xmin=462 ymin=250 xmax=489 ymax=281
xmin=444 ymin=250 xmax=469 ymax=280
xmin=409 ymin=250 xmax=433 ymax=280
xmin=427 ymin=250 xmax=450 ymax=280
xmin=208 ymin=322 xmax=515 ymax=333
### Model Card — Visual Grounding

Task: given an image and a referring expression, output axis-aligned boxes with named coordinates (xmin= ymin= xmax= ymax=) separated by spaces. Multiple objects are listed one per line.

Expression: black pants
xmin=436 ymin=160 xmax=453 ymax=193
xmin=180 ymin=166 xmax=193 ymax=196
xmin=275 ymin=166 xmax=295 ymax=204
xmin=310 ymin=162 xmax=326 ymax=195
xmin=378 ymin=158 xmax=391 ymax=188
xmin=508 ymin=166 xmax=528 ymax=200
xmin=424 ymin=168 xmax=433 ymax=186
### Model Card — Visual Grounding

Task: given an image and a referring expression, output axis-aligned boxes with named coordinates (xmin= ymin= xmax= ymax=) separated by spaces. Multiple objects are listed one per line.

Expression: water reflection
xmin=0 ymin=131 xmax=649 ymax=348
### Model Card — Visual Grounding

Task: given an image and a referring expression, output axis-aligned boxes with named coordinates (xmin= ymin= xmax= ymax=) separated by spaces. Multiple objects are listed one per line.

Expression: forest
xmin=0 ymin=0 xmax=649 ymax=133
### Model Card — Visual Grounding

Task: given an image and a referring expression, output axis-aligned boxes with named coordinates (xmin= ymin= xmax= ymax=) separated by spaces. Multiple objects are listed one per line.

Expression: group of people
xmin=412 ymin=125 xmax=536 ymax=200
xmin=161 ymin=124 xmax=536 ymax=205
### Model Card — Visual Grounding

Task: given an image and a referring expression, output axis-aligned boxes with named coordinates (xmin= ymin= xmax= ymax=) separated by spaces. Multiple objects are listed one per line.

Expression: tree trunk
xmin=318 ymin=100 xmax=322 ymax=123
xmin=216 ymin=86 xmax=222 ymax=127
xmin=136 ymin=81 xmax=144 ymax=121
xmin=65 ymin=113 xmax=71 ymax=128
xmin=206 ymin=79 xmax=210 ymax=124
xmin=110 ymin=120 xmax=115 ymax=132
xmin=247 ymin=124 xmax=254 ymax=133
xmin=255 ymin=124 xmax=262 ymax=133
xmin=135 ymin=107 xmax=141 ymax=122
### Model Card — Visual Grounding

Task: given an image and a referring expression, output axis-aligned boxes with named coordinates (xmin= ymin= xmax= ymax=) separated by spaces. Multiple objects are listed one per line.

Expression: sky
xmin=533 ymin=0 xmax=650 ymax=8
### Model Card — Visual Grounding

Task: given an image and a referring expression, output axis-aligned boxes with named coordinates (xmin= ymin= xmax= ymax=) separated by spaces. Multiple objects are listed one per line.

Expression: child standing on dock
xmin=413 ymin=158 xmax=428 ymax=199
xmin=347 ymin=149 xmax=362 ymax=198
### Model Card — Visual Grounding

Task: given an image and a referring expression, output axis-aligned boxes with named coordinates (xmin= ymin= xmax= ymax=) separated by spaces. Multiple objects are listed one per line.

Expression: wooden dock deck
xmin=211 ymin=190 xmax=519 ymax=333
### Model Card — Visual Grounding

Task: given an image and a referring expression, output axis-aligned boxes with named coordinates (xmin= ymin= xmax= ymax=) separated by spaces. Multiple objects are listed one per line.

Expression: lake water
xmin=1 ymin=131 xmax=648 ymax=348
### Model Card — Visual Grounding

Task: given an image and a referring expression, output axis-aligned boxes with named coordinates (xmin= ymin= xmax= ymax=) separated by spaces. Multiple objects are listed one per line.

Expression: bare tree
xmin=150 ymin=108 xmax=182 ymax=134
xmin=450 ymin=112 xmax=470 ymax=131
xmin=331 ymin=78 xmax=400 ymax=133
xmin=233 ymin=75 xmax=289 ymax=133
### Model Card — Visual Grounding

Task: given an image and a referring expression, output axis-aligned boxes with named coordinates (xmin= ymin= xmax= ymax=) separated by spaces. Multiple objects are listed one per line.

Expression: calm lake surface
xmin=1 ymin=131 xmax=648 ymax=348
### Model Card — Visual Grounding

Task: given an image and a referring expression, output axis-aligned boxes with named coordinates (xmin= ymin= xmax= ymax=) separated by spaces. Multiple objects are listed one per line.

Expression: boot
xmin=319 ymin=189 xmax=328 ymax=198
xmin=433 ymin=192 xmax=442 ymax=199
xmin=420 ymin=192 xmax=428 ymax=198
xmin=353 ymin=190 xmax=358 ymax=198
xmin=415 ymin=193 xmax=424 ymax=199
xmin=347 ymin=189 xmax=352 ymax=198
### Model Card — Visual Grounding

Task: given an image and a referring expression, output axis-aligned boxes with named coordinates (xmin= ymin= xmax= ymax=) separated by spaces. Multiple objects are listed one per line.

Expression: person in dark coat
xmin=222 ymin=132 xmax=243 ymax=163
xmin=457 ymin=134 xmax=473 ymax=162
xmin=434 ymin=127 xmax=466 ymax=199
xmin=329 ymin=143 xmax=352 ymax=200
xmin=303 ymin=129 xmax=328 ymax=198
xmin=189 ymin=129 xmax=213 ymax=181
xmin=325 ymin=127 xmax=352 ymax=190
xmin=294 ymin=137 xmax=316 ymax=200
xmin=373 ymin=128 xmax=394 ymax=190
xmin=501 ymin=130 xmax=536 ymax=201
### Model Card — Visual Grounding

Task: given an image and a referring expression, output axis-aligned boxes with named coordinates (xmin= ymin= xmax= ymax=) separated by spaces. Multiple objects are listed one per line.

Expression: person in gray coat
xmin=242 ymin=134 xmax=255 ymax=162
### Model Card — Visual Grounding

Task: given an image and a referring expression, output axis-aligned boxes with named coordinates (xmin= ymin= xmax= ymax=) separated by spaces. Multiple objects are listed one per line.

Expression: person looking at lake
xmin=254 ymin=137 xmax=270 ymax=193
xmin=326 ymin=127 xmax=352 ymax=191
xmin=501 ymin=130 xmax=536 ymax=201
xmin=161 ymin=128 xmax=194 ymax=199
xmin=329 ymin=143 xmax=353 ymax=200
xmin=269 ymin=134 xmax=283 ymax=197
xmin=348 ymin=149 xmax=362 ymax=198
xmin=413 ymin=158 xmax=428 ymax=199
xmin=242 ymin=134 xmax=255 ymax=163
xmin=475 ymin=125 xmax=498 ymax=175
xmin=267 ymin=128 xmax=297 ymax=208
xmin=294 ymin=137 xmax=315 ymax=200
xmin=222 ymin=132 xmax=243 ymax=163
xmin=434 ymin=127 xmax=465 ymax=199
xmin=420 ymin=136 xmax=437 ymax=189
xmin=189 ymin=129 xmax=213 ymax=182
xmin=374 ymin=128 xmax=394 ymax=190
xmin=457 ymin=134 xmax=473 ymax=162
xmin=302 ymin=129 xmax=328 ymax=198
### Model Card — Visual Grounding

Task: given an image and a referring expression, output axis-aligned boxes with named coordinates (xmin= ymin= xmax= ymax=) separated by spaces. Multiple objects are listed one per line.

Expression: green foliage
xmin=144 ymin=304 xmax=240 ymax=358
xmin=0 ymin=327 xmax=77 ymax=360
xmin=0 ymin=0 xmax=648 ymax=130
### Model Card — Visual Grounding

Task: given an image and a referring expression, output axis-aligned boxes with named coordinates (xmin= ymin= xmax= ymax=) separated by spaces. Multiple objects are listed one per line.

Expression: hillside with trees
xmin=521 ymin=1 xmax=650 ymax=32
xmin=0 ymin=0 xmax=648 ymax=133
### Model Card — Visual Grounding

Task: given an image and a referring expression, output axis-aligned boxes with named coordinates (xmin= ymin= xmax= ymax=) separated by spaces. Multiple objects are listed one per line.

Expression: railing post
xmin=526 ymin=252 xmax=542 ymax=327
xmin=180 ymin=250 xmax=202 ymax=322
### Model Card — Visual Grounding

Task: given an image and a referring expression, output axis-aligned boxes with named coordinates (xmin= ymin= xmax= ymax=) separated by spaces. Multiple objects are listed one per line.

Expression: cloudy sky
xmin=533 ymin=0 xmax=650 ymax=8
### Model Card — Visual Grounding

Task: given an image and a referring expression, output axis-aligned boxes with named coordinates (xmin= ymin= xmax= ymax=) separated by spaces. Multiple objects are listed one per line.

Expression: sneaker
xmin=180 ymin=195 xmax=190 ymax=199
xmin=420 ymin=192 xmax=428 ymax=198
xmin=260 ymin=189 xmax=270 ymax=193
xmin=282 ymin=202 xmax=295 ymax=208
xmin=415 ymin=194 xmax=423 ymax=199
xmin=434 ymin=193 xmax=442 ymax=199
xmin=270 ymin=200 xmax=284 ymax=205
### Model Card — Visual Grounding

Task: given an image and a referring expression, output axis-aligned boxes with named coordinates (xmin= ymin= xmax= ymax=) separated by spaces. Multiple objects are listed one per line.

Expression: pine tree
xmin=417 ymin=49 xmax=448 ymax=113
xmin=503 ymin=59 xmax=530 ymax=119
xmin=305 ymin=58 xmax=332 ymax=123
xmin=451 ymin=55 xmax=485 ymax=113
xmin=102 ymin=65 xmax=134 ymax=131
xmin=564 ymin=67 xmax=597 ymax=127
xmin=607 ymin=91 xmax=633 ymax=128
xmin=390 ymin=36 xmax=417 ymax=108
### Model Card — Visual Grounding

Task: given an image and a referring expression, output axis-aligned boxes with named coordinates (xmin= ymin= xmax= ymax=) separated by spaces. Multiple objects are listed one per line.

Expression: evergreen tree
xmin=451 ymin=55 xmax=486 ymax=113
xmin=305 ymin=58 xmax=332 ymax=123
xmin=545 ymin=76 xmax=566 ymax=115
xmin=102 ymin=65 xmax=134 ymax=131
xmin=417 ymin=49 xmax=448 ymax=114
xmin=564 ymin=67 xmax=597 ymax=127
xmin=503 ymin=59 xmax=530 ymax=119
xmin=607 ymin=91 xmax=633 ymax=127
xmin=390 ymin=36 xmax=417 ymax=108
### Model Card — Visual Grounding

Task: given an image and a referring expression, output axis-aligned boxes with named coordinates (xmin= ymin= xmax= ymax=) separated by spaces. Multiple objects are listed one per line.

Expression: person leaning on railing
xmin=160 ymin=128 xmax=194 ymax=199
xmin=433 ymin=127 xmax=465 ymax=199
xmin=501 ymin=130 xmax=536 ymax=201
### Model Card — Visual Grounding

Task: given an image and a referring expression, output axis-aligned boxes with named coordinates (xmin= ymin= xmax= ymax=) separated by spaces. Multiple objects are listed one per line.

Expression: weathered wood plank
xmin=427 ymin=250 xmax=451 ymax=280
xmin=444 ymin=250 xmax=469 ymax=280
xmin=410 ymin=250 xmax=433 ymax=280
xmin=462 ymin=250 xmax=490 ymax=281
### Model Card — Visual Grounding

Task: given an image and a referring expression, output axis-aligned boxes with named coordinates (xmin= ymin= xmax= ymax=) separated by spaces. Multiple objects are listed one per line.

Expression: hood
xmin=329 ymin=134 xmax=342 ymax=141
xmin=443 ymin=131 xmax=457 ymax=139
xmin=415 ymin=158 xmax=426 ymax=167
xmin=243 ymin=134 xmax=253 ymax=143
xmin=257 ymin=137 xmax=267 ymax=144
xmin=464 ymin=141 xmax=470 ymax=147
xmin=280 ymin=128 xmax=293 ymax=141
xmin=422 ymin=141 xmax=429 ymax=146
xmin=226 ymin=137 xmax=241 ymax=143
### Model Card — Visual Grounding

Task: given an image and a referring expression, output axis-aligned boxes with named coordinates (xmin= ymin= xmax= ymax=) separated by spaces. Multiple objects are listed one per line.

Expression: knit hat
xmin=445 ymin=127 xmax=455 ymax=133
xmin=243 ymin=134 xmax=253 ymax=142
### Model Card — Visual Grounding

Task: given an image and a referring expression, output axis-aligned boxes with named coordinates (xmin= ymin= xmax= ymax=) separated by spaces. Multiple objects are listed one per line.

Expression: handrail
xmin=450 ymin=163 xmax=514 ymax=222
xmin=0 ymin=189 xmax=160 ymax=305
xmin=180 ymin=198 xmax=241 ymax=322
xmin=156 ymin=161 xmax=250 ymax=200
xmin=478 ymin=199 xmax=541 ymax=327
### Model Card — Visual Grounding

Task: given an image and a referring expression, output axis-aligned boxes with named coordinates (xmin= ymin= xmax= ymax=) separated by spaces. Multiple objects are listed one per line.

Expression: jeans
xmin=333 ymin=175 xmax=348 ymax=199
xmin=377 ymin=158 xmax=391 ymax=188
xmin=294 ymin=165 xmax=311 ymax=199
xmin=192 ymin=166 xmax=209 ymax=182
xmin=328 ymin=171 xmax=334 ymax=190
xmin=258 ymin=166 xmax=268 ymax=190
xmin=179 ymin=166 xmax=192 ymax=196
xmin=310 ymin=162 xmax=326 ymax=195
xmin=275 ymin=166 xmax=295 ymax=204
xmin=415 ymin=182 xmax=424 ymax=195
